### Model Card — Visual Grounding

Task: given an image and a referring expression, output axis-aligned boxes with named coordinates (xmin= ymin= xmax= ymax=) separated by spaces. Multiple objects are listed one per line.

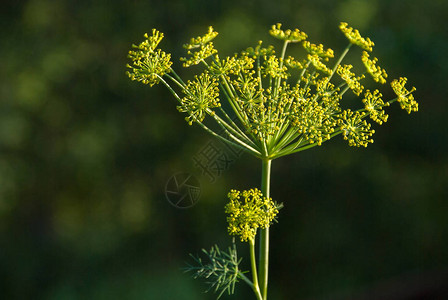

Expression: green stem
xmin=259 ymin=158 xmax=271 ymax=300
xmin=273 ymin=131 xmax=343 ymax=159
xmin=327 ymin=43 xmax=352 ymax=83
xmin=250 ymin=239 xmax=263 ymax=300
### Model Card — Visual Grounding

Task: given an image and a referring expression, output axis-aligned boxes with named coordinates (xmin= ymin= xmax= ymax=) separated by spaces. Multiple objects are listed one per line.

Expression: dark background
xmin=1 ymin=0 xmax=447 ymax=299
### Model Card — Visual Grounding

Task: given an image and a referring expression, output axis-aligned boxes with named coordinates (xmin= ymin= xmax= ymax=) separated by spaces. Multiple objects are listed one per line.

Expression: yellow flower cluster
xmin=177 ymin=72 xmax=220 ymax=125
xmin=308 ymin=54 xmax=331 ymax=75
xmin=363 ymin=89 xmax=389 ymax=124
xmin=338 ymin=109 xmax=375 ymax=147
xmin=183 ymin=26 xmax=218 ymax=49
xmin=284 ymin=56 xmax=304 ymax=69
xmin=262 ymin=55 xmax=288 ymax=79
xmin=290 ymin=98 xmax=336 ymax=145
xmin=339 ymin=22 xmax=374 ymax=52
xmin=362 ymin=51 xmax=387 ymax=84
xmin=225 ymin=189 xmax=279 ymax=242
xmin=243 ymin=40 xmax=275 ymax=59
xmin=302 ymin=41 xmax=334 ymax=60
xmin=181 ymin=27 xmax=218 ymax=67
xmin=127 ymin=23 xmax=418 ymax=157
xmin=269 ymin=23 xmax=308 ymax=43
xmin=126 ymin=29 xmax=172 ymax=86
xmin=337 ymin=64 xmax=365 ymax=95
xmin=391 ymin=77 xmax=418 ymax=114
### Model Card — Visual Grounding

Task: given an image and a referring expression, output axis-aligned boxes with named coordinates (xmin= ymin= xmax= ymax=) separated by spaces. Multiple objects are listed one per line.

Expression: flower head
xmin=391 ymin=77 xmax=418 ymax=114
xmin=362 ymin=51 xmax=387 ymax=84
xmin=363 ymin=89 xmax=389 ymax=124
xmin=284 ymin=56 xmax=304 ymax=69
xmin=127 ymin=23 xmax=418 ymax=159
xmin=183 ymin=26 xmax=218 ymax=49
xmin=262 ymin=55 xmax=288 ymax=79
xmin=338 ymin=109 xmax=375 ymax=147
xmin=181 ymin=27 xmax=218 ymax=67
xmin=302 ymin=41 xmax=334 ymax=60
xmin=126 ymin=29 xmax=172 ymax=86
xmin=339 ymin=22 xmax=374 ymax=51
xmin=243 ymin=40 xmax=275 ymax=59
xmin=269 ymin=23 xmax=308 ymax=43
xmin=177 ymin=72 xmax=220 ymax=125
xmin=337 ymin=64 xmax=365 ymax=96
xmin=225 ymin=189 xmax=279 ymax=242
xmin=308 ymin=54 xmax=331 ymax=75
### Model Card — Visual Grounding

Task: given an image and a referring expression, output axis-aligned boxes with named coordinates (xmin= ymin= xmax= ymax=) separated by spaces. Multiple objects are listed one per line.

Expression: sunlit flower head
xmin=338 ymin=110 xmax=375 ymax=147
xmin=302 ymin=41 xmax=334 ymax=60
xmin=363 ymin=89 xmax=389 ymax=124
xmin=225 ymin=189 xmax=279 ymax=242
xmin=269 ymin=23 xmax=308 ymax=43
xmin=362 ymin=51 xmax=387 ymax=84
xmin=391 ymin=77 xmax=418 ymax=114
xmin=126 ymin=29 xmax=172 ymax=86
xmin=339 ymin=22 xmax=374 ymax=52
xmin=337 ymin=64 xmax=364 ymax=96
xmin=177 ymin=72 xmax=220 ymax=125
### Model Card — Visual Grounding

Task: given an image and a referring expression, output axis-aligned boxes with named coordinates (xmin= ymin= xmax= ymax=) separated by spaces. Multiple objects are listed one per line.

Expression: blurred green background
xmin=1 ymin=0 xmax=447 ymax=299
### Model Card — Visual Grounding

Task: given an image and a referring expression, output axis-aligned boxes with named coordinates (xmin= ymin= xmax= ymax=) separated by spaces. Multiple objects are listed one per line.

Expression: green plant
xmin=126 ymin=22 xmax=418 ymax=299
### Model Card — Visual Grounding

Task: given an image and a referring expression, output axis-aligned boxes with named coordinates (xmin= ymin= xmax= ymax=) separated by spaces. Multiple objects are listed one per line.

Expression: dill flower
xmin=337 ymin=64 xmax=365 ymax=96
xmin=363 ymin=89 xmax=389 ymax=124
xmin=225 ymin=189 xmax=279 ymax=242
xmin=181 ymin=27 xmax=219 ymax=67
xmin=339 ymin=22 xmax=374 ymax=52
xmin=177 ymin=72 xmax=220 ymax=125
xmin=284 ymin=56 xmax=304 ymax=69
xmin=308 ymin=54 xmax=331 ymax=75
xmin=210 ymin=55 xmax=238 ymax=75
xmin=184 ymin=26 xmax=218 ymax=49
xmin=262 ymin=55 xmax=288 ymax=79
xmin=181 ymin=43 xmax=217 ymax=67
xmin=361 ymin=51 xmax=387 ymax=84
xmin=127 ymin=22 xmax=418 ymax=159
xmin=302 ymin=41 xmax=334 ymax=60
xmin=291 ymin=100 xmax=336 ymax=146
xmin=126 ymin=30 xmax=172 ymax=86
xmin=269 ymin=23 xmax=308 ymax=43
xmin=243 ymin=40 xmax=275 ymax=59
xmin=391 ymin=77 xmax=418 ymax=114
xmin=338 ymin=109 xmax=375 ymax=147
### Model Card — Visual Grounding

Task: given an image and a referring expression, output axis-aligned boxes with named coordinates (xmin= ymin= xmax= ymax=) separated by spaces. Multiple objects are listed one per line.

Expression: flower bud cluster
xmin=338 ymin=109 xmax=375 ymax=147
xmin=337 ymin=64 xmax=365 ymax=96
xmin=269 ymin=23 xmax=308 ymax=43
xmin=225 ymin=189 xmax=279 ymax=242
xmin=126 ymin=29 xmax=172 ymax=86
xmin=362 ymin=51 xmax=387 ymax=84
xmin=363 ymin=89 xmax=389 ymax=124
xmin=391 ymin=77 xmax=418 ymax=114
xmin=339 ymin=22 xmax=374 ymax=51
xmin=177 ymin=72 xmax=221 ymax=125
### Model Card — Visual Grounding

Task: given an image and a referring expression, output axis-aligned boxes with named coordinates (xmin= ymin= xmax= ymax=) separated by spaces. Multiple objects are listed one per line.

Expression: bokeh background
xmin=1 ymin=0 xmax=447 ymax=299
